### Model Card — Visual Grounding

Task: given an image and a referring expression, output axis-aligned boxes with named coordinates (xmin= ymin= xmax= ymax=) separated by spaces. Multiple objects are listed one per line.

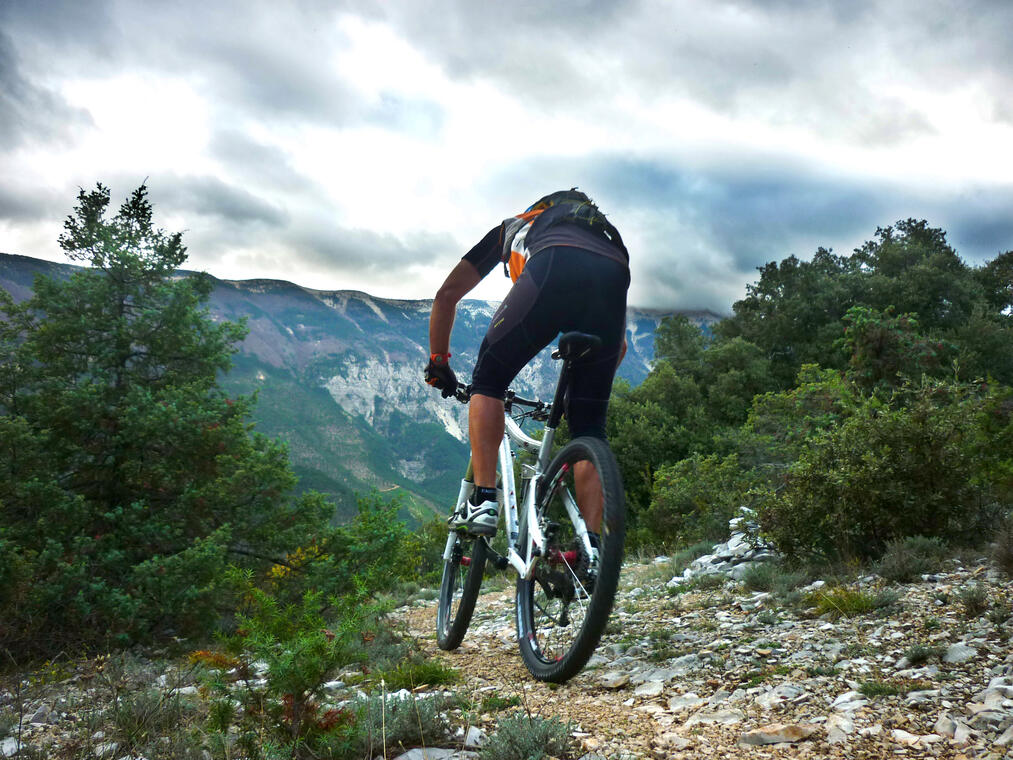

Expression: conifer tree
xmin=0 ymin=184 xmax=330 ymax=656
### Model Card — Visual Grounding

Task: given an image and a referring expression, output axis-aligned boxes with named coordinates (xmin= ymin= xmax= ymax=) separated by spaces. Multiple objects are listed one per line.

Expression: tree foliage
xmin=0 ymin=185 xmax=335 ymax=656
xmin=612 ymin=219 xmax=1013 ymax=557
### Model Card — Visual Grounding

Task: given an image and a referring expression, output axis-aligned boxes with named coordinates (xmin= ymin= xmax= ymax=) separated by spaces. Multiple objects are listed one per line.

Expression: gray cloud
xmin=481 ymin=150 xmax=1013 ymax=310
xmin=0 ymin=183 xmax=66 ymax=224
xmin=1 ymin=0 xmax=364 ymax=128
xmin=0 ymin=30 xmax=93 ymax=148
xmin=208 ymin=131 xmax=316 ymax=193
xmin=374 ymin=0 xmax=1010 ymax=145
xmin=289 ymin=219 xmax=457 ymax=274
xmin=151 ymin=175 xmax=288 ymax=228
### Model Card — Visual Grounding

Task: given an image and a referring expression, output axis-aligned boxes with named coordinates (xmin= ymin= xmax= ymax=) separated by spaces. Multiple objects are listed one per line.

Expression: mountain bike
xmin=435 ymin=331 xmax=626 ymax=683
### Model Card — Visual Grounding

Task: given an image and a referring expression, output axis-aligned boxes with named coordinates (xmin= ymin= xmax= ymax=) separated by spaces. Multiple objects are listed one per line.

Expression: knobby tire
xmin=515 ymin=436 xmax=626 ymax=683
xmin=436 ymin=532 xmax=488 ymax=650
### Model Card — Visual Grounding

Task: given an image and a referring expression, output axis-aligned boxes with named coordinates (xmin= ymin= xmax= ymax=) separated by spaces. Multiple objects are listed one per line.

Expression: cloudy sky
xmin=2 ymin=0 xmax=1012 ymax=312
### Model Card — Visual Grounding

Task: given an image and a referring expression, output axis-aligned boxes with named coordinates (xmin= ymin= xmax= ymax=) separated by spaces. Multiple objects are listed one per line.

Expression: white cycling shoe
xmin=449 ymin=499 xmax=498 ymax=537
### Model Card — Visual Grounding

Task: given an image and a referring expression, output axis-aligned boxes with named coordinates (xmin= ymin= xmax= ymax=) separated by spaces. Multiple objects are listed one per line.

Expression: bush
xmin=349 ymin=693 xmax=451 ymax=757
xmin=740 ymin=563 xmax=809 ymax=595
xmin=876 ymin=536 xmax=949 ymax=583
xmin=859 ymin=679 xmax=932 ymax=697
xmin=646 ymin=453 xmax=760 ymax=545
xmin=992 ymin=514 xmax=1013 ymax=579
xmin=957 ymin=583 xmax=989 ymax=618
xmin=903 ymin=644 xmax=945 ymax=666
xmin=479 ymin=712 xmax=575 ymax=760
xmin=369 ymin=659 xmax=459 ymax=691
xmin=806 ymin=587 xmax=900 ymax=619
xmin=197 ymin=585 xmax=370 ymax=757
xmin=759 ymin=381 xmax=998 ymax=562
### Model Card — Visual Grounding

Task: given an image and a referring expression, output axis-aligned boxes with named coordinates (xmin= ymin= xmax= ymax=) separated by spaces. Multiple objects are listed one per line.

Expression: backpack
xmin=499 ymin=189 xmax=627 ymax=281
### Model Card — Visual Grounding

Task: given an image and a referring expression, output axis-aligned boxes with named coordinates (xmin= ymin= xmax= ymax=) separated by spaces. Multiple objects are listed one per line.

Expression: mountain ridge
xmin=1 ymin=251 xmax=723 ymax=520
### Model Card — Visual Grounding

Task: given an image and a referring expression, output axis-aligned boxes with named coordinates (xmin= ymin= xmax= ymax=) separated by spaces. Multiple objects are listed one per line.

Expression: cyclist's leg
xmin=469 ymin=252 xmax=566 ymax=487
xmin=468 ymin=394 xmax=504 ymax=489
xmin=558 ymin=253 xmax=629 ymax=529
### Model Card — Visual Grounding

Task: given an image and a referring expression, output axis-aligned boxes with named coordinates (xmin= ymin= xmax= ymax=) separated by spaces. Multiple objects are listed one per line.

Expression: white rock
xmin=933 ymin=715 xmax=957 ymax=737
xmin=94 ymin=742 xmax=120 ymax=758
xmin=392 ymin=749 xmax=459 ymax=760
xmin=28 ymin=704 xmax=53 ymax=725
xmin=685 ymin=708 xmax=745 ymax=726
xmin=830 ymin=690 xmax=868 ymax=712
xmin=464 ymin=726 xmax=486 ymax=748
xmin=634 ymin=680 xmax=664 ymax=698
xmin=708 ymin=688 xmax=731 ymax=705
xmin=667 ymin=693 xmax=704 ymax=712
xmin=655 ymin=732 xmax=693 ymax=750
xmin=1 ymin=738 xmax=20 ymax=758
xmin=826 ymin=714 xmax=854 ymax=744
xmin=994 ymin=724 xmax=1013 ymax=747
xmin=600 ymin=671 xmax=630 ymax=689
xmin=943 ymin=643 xmax=977 ymax=663
xmin=755 ymin=683 xmax=804 ymax=709
xmin=670 ymin=653 xmax=702 ymax=672
xmin=954 ymin=722 xmax=974 ymax=745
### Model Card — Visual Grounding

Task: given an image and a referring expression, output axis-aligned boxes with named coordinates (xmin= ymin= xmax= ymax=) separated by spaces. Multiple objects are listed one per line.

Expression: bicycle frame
xmin=442 ymin=384 xmax=595 ymax=582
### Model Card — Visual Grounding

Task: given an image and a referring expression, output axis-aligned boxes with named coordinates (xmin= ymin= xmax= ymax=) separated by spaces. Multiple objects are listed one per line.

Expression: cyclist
xmin=425 ymin=189 xmax=629 ymax=538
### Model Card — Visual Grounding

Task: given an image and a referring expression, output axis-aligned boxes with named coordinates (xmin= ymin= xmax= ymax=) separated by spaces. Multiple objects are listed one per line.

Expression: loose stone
xmin=738 ymin=723 xmax=819 ymax=745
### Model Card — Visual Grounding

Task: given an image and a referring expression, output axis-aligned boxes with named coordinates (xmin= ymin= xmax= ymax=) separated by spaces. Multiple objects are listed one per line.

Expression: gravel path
xmin=404 ymin=558 xmax=1013 ymax=759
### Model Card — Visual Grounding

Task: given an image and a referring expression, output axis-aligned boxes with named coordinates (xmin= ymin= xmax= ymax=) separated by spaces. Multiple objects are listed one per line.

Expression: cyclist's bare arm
xmin=430 ymin=260 xmax=482 ymax=354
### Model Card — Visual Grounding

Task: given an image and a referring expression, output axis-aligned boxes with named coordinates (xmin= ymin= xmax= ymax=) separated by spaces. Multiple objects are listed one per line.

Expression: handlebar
xmin=449 ymin=383 xmax=550 ymax=420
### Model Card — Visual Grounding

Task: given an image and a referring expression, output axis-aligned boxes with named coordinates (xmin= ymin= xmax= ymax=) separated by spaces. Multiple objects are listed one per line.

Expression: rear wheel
xmin=515 ymin=436 xmax=625 ymax=682
xmin=436 ymin=531 xmax=488 ymax=650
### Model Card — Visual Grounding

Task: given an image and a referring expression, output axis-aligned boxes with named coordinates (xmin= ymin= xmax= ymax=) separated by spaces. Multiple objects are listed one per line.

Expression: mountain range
xmin=0 ymin=252 xmax=723 ymax=521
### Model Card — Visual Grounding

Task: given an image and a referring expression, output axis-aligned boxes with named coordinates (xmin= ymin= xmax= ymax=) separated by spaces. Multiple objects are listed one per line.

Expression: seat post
xmin=546 ymin=359 xmax=572 ymax=431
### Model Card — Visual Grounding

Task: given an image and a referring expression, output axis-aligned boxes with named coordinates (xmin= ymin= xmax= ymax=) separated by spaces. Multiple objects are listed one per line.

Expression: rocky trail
xmin=5 ymin=544 xmax=1013 ymax=760
xmin=404 ymin=550 xmax=1013 ymax=760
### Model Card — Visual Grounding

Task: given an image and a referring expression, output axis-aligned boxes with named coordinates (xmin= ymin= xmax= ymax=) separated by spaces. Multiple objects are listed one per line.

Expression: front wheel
xmin=436 ymin=531 xmax=488 ymax=650
xmin=515 ymin=436 xmax=626 ymax=682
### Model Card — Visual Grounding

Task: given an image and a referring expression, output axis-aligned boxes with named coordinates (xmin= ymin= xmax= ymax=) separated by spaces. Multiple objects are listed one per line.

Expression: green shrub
xmin=479 ymin=712 xmax=575 ymax=760
xmin=740 ymin=563 xmax=809 ymax=595
xmin=349 ymin=693 xmax=451 ymax=758
xmin=957 ymin=583 xmax=989 ymax=618
xmin=859 ymin=679 xmax=931 ymax=697
xmin=108 ymin=688 xmax=199 ymax=753
xmin=647 ymin=453 xmax=761 ymax=545
xmin=992 ymin=514 xmax=1013 ymax=579
xmin=806 ymin=587 xmax=900 ymax=619
xmin=876 ymin=536 xmax=948 ymax=583
xmin=481 ymin=695 xmax=522 ymax=712
xmin=690 ymin=573 xmax=726 ymax=591
xmin=196 ymin=585 xmax=371 ymax=756
xmin=759 ymin=381 xmax=998 ymax=562
xmin=988 ymin=603 xmax=1011 ymax=626
xmin=369 ymin=659 xmax=459 ymax=691
xmin=903 ymin=644 xmax=945 ymax=666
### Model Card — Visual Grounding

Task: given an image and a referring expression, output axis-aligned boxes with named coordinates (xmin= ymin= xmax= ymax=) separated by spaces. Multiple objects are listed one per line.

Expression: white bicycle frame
xmin=442 ymin=405 xmax=594 ymax=581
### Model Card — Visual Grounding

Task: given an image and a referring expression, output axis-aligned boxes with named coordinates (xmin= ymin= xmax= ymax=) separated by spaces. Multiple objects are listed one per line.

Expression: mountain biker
xmin=425 ymin=189 xmax=629 ymax=538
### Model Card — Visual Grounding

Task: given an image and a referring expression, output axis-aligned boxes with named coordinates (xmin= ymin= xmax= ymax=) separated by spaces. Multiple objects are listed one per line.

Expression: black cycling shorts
xmin=470 ymin=246 xmax=630 ymax=439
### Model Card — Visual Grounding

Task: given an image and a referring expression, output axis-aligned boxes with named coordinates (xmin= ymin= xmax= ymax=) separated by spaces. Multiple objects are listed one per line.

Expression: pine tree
xmin=0 ymin=184 xmax=330 ymax=656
